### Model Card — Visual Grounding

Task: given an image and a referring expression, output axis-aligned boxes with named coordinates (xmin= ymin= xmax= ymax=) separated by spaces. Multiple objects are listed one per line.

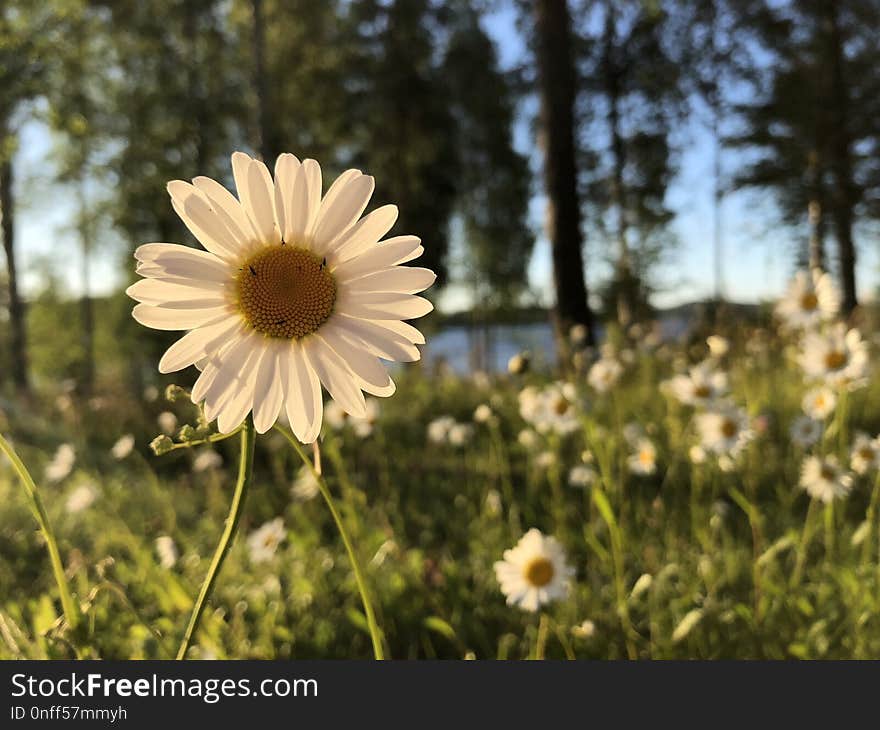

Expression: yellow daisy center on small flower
xmin=236 ymin=246 xmax=336 ymax=339
xmin=800 ymin=292 xmax=819 ymax=311
xmin=639 ymin=449 xmax=654 ymax=465
xmin=553 ymin=397 xmax=570 ymax=416
xmin=858 ymin=448 xmax=875 ymax=461
xmin=721 ymin=418 xmax=738 ymax=439
xmin=820 ymin=465 xmax=837 ymax=481
xmin=524 ymin=556 xmax=555 ymax=587
xmin=824 ymin=350 xmax=847 ymax=370
xmin=693 ymin=384 xmax=712 ymax=399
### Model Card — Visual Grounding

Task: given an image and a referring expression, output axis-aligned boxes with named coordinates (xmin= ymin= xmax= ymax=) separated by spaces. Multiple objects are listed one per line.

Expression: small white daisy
xmin=128 ymin=151 xmax=434 ymax=442
xmin=790 ymin=416 xmax=822 ymax=448
xmin=800 ymin=324 xmax=869 ymax=387
xmin=776 ymin=268 xmax=840 ymax=329
xmin=696 ymin=404 xmax=753 ymax=456
xmin=706 ymin=335 xmax=729 ymax=358
xmin=473 ymin=404 xmax=493 ymax=424
xmin=494 ymin=528 xmax=574 ymax=612
xmin=568 ymin=464 xmax=596 ymax=488
xmin=665 ymin=361 xmax=728 ymax=408
xmin=587 ymin=357 xmax=623 ymax=393
xmin=799 ymin=455 xmax=853 ymax=503
xmin=155 ymin=535 xmax=179 ymax=569
xmin=157 ymin=411 xmax=179 ymax=435
xmin=111 ymin=434 xmax=135 ymax=460
xmin=247 ymin=517 xmax=286 ymax=563
xmin=627 ymin=438 xmax=658 ymax=475
xmin=447 ymin=422 xmax=474 ymax=447
xmin=427 ymin=416 xmax=455 ymax=444
xmin=801 ymin=386 xmax=837 ymax=420
xmin=45 ymin=444 xmax=76 ymax=483
xmin=507 ymin=352 xmax=530 ymax=375
xmin=291 ymin=465 xmax=320 ymax=501
xmin=192 ymin=449 xmax=223 ymax=472
xmin=850 ymin=433 xmax=880 ymax=475
xmin=66 ymin=483 xmax=97 ymax=514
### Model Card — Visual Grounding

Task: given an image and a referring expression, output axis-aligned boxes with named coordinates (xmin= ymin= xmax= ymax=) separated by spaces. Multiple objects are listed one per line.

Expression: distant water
xmin=423 ymin=313 xmax=692 ymax=373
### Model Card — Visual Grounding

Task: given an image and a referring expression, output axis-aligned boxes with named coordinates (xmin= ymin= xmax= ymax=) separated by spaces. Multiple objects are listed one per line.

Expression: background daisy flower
xmin=494 ymin=528 xmax=574 ymax=612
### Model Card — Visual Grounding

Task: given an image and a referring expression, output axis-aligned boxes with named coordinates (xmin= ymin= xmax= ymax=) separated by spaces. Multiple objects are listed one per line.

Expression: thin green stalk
xmin=0 ymin=433 xmax=80 ymax=632
xmin=176 ymin=417 xmax=255 ymax=660
xmin=532 ymin=613 xmax=550 ymax=660
xmin=275 ymin=425 xmax=386 ymax=660
xmin=791 ymin=498 xmax=820 ymax=588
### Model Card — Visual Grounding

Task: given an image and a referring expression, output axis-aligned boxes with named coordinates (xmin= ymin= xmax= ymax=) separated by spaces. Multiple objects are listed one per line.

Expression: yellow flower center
xmin=236 ymin=246 xmax=336 ymax=339
xmin=858 ymin=448 xmax=875 ymax=461
xmin=824 ymin=350 xmax=847 ymax=370
xmin=693 ymin=385 xmax=712 ymax=398
xmin=800 ymin=292 xmax=819 ymax=311
xmin=553 ymin=397 xmax=570 ymax=416
xmin=721 ymin=419 xmax=738 ymax=439
xmin=639 ymin=449 xmax=654 ymax=465
xmin=820 ymin=465 xmax=837 ymax=481
xmin=524 ymin=557 xmax=555 ymax=587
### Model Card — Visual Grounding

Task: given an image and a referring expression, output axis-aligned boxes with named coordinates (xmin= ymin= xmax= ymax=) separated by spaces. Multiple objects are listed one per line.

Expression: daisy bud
xmin=150 ymin=435 xmax=174 ymax=456
xmin=177 ymin=424 xmax=197 ymax=442
xmin=165 ymin=384 xmax=187 ymax=402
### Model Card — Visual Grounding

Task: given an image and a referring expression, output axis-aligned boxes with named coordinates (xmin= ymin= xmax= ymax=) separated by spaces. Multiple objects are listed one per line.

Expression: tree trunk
xmin=251 ymin=0 xmax=275 ymax=163
xmin=824 ymin=2 xmax=857 ymax=314
xmin=806 ymin=149 xmax=825 ymax=271
xmin=0 ymin=140 xmax=29 ymax=394
xmin=602 ymin=5 xmax=632 ymax=327
xmin=534 ymin=0 xmax=593 ymax=353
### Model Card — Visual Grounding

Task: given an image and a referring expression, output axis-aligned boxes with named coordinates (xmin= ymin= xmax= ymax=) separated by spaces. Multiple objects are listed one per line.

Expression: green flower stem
xmin=274 ymin=425 xmax=386 ymax=660
xmin=791 ymin=498 xmax=819 ymax=588
xmin=165 ymin=426 xmax=243 ymax=453
xmin=532 ymin=613 xmax=550 ymax=660
xmin=176 ymin=417 xmax=256 ymax=660
xmin=0 ymin=432 xmax=80 ymax=633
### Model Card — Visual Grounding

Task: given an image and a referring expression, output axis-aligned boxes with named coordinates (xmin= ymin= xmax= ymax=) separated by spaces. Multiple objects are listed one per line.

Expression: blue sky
xmin=9 ymin=5 xmax=879 ymax=311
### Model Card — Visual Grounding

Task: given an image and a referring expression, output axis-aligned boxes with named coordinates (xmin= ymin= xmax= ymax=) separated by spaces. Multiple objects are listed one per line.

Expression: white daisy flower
xmin=568 ymin=464 xmax=596 ymax=488
xmin=128 ymin=151 xmax=435 ymax=441
xmin=801 ymin=386 xmax=837 ymax=420
xmin=571 ymin=619 xmax=596 ymax=639
xmin=790 ymin=415 xmax=822 ymax=448
xmin=45 ymin=444 xmax=76 ymax=483
xmin=473 ymin=404 xmax=493 ymax=424
xmin=427 ymin=416 xmax=455 ymax=444
xmin=247 ymin=517 xmax=286 ymax=563
xmin=324 ymin=397 xmax=379 ymax=437
xmin=799 ymin=324 xmax=869 ymax=387
xmin=447 ymin=422 xmax=474 ymax=447
xmin=155 ymin=535 xmax=179 ymax=569
xmin=519 ymin=383 xmax=579 ymax=436
xmin=507 ymin=352 xmax=530 ymax=375
xmin=689 ymin=445 xmax=707 ymax=464
xmin=111 ymin=434 xmax=135 ymax=460
xmin=850 ymin=433 xmax=880 ymax=475
xmin=192 ymin=449 xmax=223 ymax=472
xmin=799 ymin=455 xmax=853 ymax=503
xmin=291 ymin=465 xmax=320 ymax=501
xmin=517 ymin=428 xmax=539 ymax=449
xmin=587 ymin=357 xmax=623 ymax=393
xmin=706 ymin=335 xmax=729 ymax=358
xmin=627 ymin=438 xmax=658 ymax=475
xmin=665 ymin=361 xmax=728 ymax=408
xmin=157 ymin=411 xmax=178 ymax=435
xmin=65 ymin=483 xmax=97 ymax=514
xmin=494 ymin=528 xmax=574 ymax=612
xmin=776 ymin=268 xmax=840 ymax=329
xmin=535 ymin=450 xmax=556 ymax=469
xmin=696 ymin=404 xmax=753 ymax=456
